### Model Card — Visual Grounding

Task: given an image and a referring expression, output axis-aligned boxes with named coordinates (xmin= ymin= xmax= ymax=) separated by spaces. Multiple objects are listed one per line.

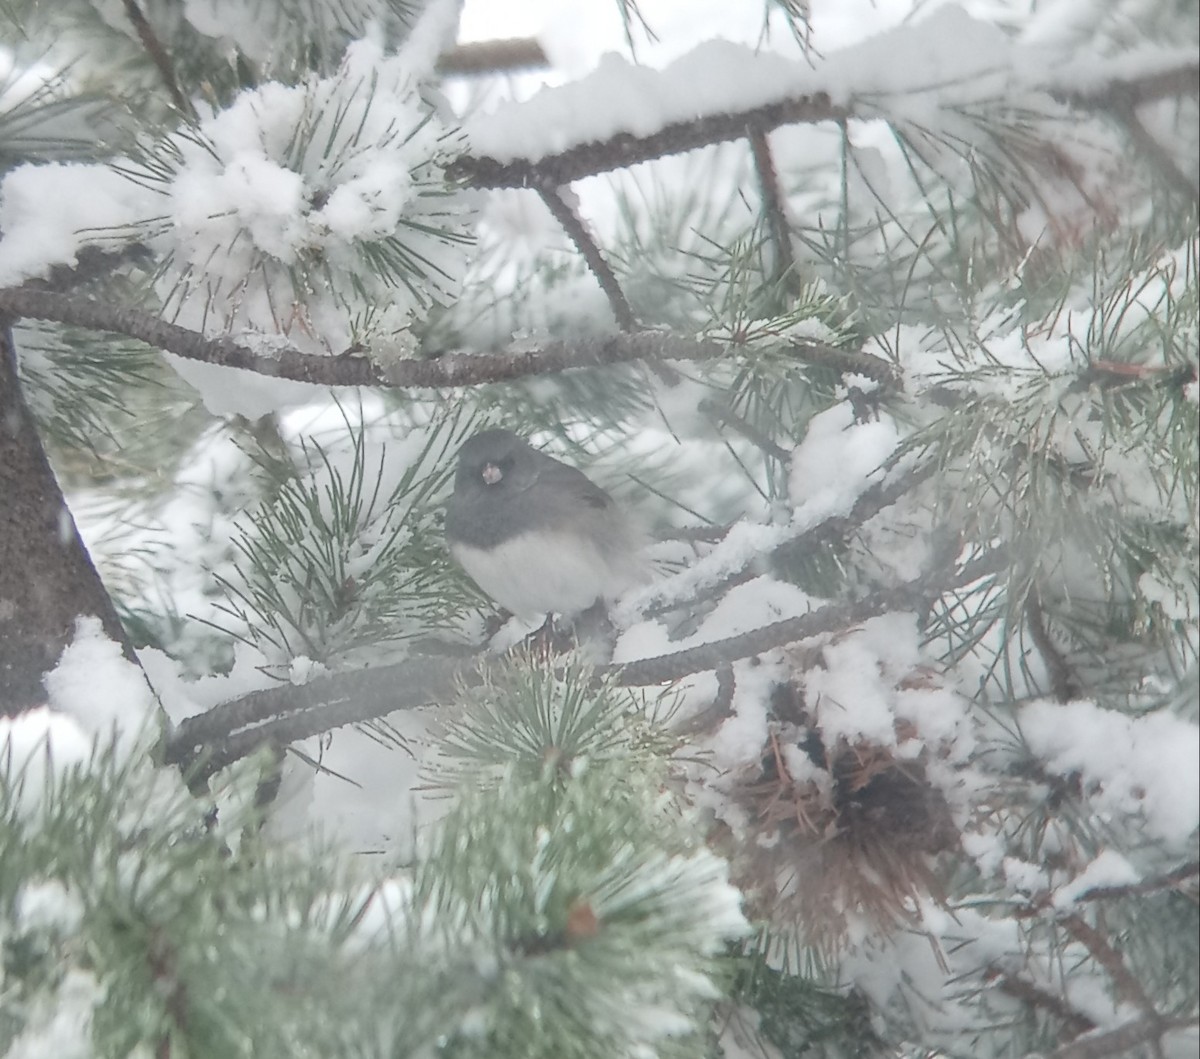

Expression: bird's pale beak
xmin=482 ymin=463 xmax=503 ymax=485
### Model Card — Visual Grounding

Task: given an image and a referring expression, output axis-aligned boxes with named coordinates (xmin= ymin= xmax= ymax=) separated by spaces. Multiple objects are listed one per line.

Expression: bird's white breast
xmin=451 ymin=530 xmax=627 ymax=619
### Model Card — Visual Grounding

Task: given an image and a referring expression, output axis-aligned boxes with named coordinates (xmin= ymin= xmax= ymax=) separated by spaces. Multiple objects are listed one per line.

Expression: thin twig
xmin=1025 ymin=589 xmax=1080 ymax=702
xmin=537 ymin=183 xmax=637 ymax=330
xmin=121 ymin=0 xmax=194 ymax=119
xmin=437 ymin=38 xmax=549 ymax=77
xmin=1061 ymin=913 xmax=1160 ymax=1025
xmin=1072 ymin=860 xmax=1199 ymax=903
xmin=1113 ymin=102 xmax=1199 ymax=199
xmin=1049 ymin=62 xmax=1200 ymax=111
xmin=612 ymin=551 xmax=1001 ymax=685
xmin=0 ymin=286 xmax=896 ymax=390
xmin=1045 ymin=1015 xmax=1198 ymax=1059
xmin=699 ymin=397 xmax=791 ymax=463
xmin=992 ymin=969 xmax=1096 ymax=1039
xmin=747 ymin=127 xmax=796 ymax=287
xmin=643 ymin=462 xmax=937 ymax=620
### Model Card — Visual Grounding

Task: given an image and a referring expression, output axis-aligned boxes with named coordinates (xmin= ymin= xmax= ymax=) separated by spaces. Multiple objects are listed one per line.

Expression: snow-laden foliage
xmin=0 ymin=1 xmax=1197 ymax=1057
xmin=0 ymin=38 xmax=475 ymax=355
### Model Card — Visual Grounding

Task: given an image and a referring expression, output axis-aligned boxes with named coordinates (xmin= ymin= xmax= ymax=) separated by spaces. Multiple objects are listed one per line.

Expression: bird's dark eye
xmin=477 ymin=455 xmax=514 ymax=486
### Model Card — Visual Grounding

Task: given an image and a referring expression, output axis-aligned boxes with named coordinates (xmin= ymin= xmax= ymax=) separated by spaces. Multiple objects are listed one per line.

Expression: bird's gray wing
xmin=532 ymin=455 xmax=616 ymax=511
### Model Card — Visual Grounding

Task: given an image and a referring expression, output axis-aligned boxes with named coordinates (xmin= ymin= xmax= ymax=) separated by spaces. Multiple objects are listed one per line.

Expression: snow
xmin=0 ymin=39 xmax=475 ymax=383
xmin=2 ymin=967 xmax=102 ymax=1059
xmin=14 ymin=878 xmax=86 ymax=934
xmin=0 ymin=162 xmax=148 ymax=287
xmin=1019 ymin=699 xmax=1200 ymax=849
xmin=787 ymin=403 xmax=901 ymax=518
xmin=43 ymin=617 xmax=158 ymax=761
xmin=805 ymin=613 xmax=922 ymax=747
xmin=0 ymin=708 xmax=93 ymax=815
xmin=1051 ymin=849 xmax=1140 ymax=909
xmin=613 ymin=404 xmax=902 ymax=630
xmin=463 ymin=4 xmax=1179 ymax=165
xmin=138 ymin=642 xmax=278 ymax=726
xmin=707 ymin=657 xmax=788 ymax=773
xmin=162 ymin=356 xmax=332 ymax=419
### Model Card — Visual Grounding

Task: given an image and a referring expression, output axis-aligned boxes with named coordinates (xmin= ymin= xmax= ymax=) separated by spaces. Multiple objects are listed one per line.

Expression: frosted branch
xmin=1045 ymin=1015 xmax=1199 ymax=1059
xmin=449 ymin=61 xmax=1198 ymax=190
xmin=163 ymin=550 xmax=1002 ymax=780
xmin=1071 ymin=860 xmax=1200 ymax=903
xmin=448 ymin=93 xmax=850 ymax=188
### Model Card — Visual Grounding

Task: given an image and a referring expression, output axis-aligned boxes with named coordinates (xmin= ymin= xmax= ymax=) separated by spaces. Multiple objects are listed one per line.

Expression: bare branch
xmin=537 ymin=184 xmax=637 ymax=330
xmin=1025 ymin=589 xmax=1081 ymax=702
xmin=993 ymin=969 xmax=1096 ymax=1039
xmin=1061 ymin=913 xmax=1159 ymax=1024
xmin=121 ymin=0 xmax=194 ymax=119
xmin=747 ymin=127 xmax=796 ymax=286
xmin=1050 ymin=61 xmax=1200 ymax=110
xmin=1113 ymin=101 xmax=1199 ymax=199
xmin=437 ymin=38 xmax=549 ymax=77
xmin=0 ymin=286 xmax=896 ymax=390
xmin=1046 ymin=1016 xmax=1198 ymax=1059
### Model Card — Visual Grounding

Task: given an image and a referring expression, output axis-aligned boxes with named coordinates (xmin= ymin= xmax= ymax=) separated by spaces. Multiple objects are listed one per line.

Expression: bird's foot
xmin=524 ymin=614 xmax=576 ymax=661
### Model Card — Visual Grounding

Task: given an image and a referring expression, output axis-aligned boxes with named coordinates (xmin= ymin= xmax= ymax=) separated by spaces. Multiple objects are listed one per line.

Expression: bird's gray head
xmin=452 ymin=428 xmax=540 ymax=500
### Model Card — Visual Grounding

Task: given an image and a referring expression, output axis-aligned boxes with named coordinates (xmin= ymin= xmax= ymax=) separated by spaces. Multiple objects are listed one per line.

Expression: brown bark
xmin=0 ymin=320 xmax=135 ymax=713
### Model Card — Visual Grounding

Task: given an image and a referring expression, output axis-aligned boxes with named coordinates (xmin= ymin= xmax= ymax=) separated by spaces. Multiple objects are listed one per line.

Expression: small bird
xmin=444 ymin=428 xmax=643 ymax=624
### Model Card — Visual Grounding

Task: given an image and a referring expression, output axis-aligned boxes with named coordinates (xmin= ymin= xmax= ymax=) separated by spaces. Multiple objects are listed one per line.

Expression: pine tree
xmin=1 ymin=2 xmax=1197 ymax=1057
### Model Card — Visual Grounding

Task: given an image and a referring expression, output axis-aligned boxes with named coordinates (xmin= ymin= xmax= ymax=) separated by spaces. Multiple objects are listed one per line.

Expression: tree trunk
xmin=0 ymin=320 xmax=135 ymax=714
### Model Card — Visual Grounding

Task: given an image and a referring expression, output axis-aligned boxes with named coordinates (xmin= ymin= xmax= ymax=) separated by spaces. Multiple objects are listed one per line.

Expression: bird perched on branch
xmin=445 ymin=428 xmax=643 ymax=631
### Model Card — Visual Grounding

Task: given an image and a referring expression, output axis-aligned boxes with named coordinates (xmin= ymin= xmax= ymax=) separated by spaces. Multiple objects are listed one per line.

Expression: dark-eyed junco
xmin=445 ymin=428 xmax=643 ymax=622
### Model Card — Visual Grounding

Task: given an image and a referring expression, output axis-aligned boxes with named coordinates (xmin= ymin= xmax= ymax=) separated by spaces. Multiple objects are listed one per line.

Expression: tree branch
xmin=1112 ymin=100 xmax=1199 ymax=199
xmin=1060 ymin=913 xmax=1161 ymax=1024
xmin=0 ymin=286 xmax=896 ymax=390
xmin=537 ymin=184 xmax=637 ymax=330
xmin=448 ymin=93 xmax=852 ymax=188
xmin=0 ymin=321 xmax=140 ymax=710
xmin=1050 ymin=61 xmax=1200 ymax=111
xmin=1071 ymin=860 xmax=1199 ymax=903
xmin=1025 ymin=589 xmax=1081 ymax=702
xmin=1045 ymin=1016 xmax=1198 ymax=1059
xmin=448 ymin=63 xmax=1198 ymax=191
xmin=163 ymin=550 xmax=1003 ymax=780
xmin=747 ymin=127 xmax=796 ymax=287
xmin=437 ymin=38 xmax=549 ymax=77
xmin=992 ymin=969 xmax=1096 ymax=1039
xmin=121 ymin=0 xmax=194 ymax=119
xmin=643 ymin=462 xmax=936 ymax=620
